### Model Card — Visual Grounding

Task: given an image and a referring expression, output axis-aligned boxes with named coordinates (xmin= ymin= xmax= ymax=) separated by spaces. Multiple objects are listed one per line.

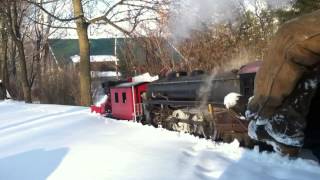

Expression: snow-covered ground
xmin=0 ymin=100 xmax=319 ymax=180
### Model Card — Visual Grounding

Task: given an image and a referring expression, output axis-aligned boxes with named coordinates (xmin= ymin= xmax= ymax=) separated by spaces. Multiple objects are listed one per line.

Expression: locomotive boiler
xmin=143 ymin=61 xmax=261 ymax=146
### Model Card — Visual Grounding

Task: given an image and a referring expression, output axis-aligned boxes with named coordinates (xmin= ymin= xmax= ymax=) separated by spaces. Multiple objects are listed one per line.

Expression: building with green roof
xmin=48 ymin=38 xmax=183 ymax=77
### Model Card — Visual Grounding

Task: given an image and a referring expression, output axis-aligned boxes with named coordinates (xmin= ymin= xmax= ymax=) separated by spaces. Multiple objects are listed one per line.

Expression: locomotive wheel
xmin=202 ymin=114 xmax=218 ymax=140
xmin=221 ymin=132 xmax=254 ymax=147
xmin=221 ymin=133 xmax=233 ymax=143
xmin=150 ymin=105 xmax=174 ymax=128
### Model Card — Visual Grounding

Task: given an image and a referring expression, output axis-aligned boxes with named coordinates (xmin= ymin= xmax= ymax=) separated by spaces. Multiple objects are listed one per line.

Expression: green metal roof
xmin=49 ymin=38 xmax=121 ymax=62
xmin=48 ymin=38 xmax=183 ymax=65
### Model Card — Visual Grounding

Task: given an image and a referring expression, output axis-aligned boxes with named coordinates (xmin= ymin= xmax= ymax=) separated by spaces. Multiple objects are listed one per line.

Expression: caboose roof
xmin=239 ymin=61 xmax=262 ymax=74
xmin=114 ymin=81 xmax=147 ymax=88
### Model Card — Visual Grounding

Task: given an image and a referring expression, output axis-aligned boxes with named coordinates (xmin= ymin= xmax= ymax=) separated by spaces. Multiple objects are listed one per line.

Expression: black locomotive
xmin=142 ymin=61 xmax=261 ymax=146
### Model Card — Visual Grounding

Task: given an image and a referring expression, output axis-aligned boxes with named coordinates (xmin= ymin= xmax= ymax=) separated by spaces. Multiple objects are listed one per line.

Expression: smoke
xmin=168 ymin=0 xmax=294 ymax=43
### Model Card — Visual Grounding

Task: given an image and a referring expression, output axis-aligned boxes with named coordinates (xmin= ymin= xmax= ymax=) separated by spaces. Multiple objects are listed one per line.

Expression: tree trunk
xmin=0 ymin=20 xmax=4 ymax=82
xmin=6 ymin=1 xmax=31 ymax=102
xmin=35 ymin=35 xmax=42 ymax=101
xmin=16 ymin=41 xmax=32 ymax=102
xmin=72 ymin=0 xmax=92 ymax=106
xmin=0 ymin=20 xmax=9 ymax=91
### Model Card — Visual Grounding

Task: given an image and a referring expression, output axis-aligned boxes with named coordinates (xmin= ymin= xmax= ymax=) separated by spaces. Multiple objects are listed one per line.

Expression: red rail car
xmin=110 ymin=82 xmax=148 ymax=120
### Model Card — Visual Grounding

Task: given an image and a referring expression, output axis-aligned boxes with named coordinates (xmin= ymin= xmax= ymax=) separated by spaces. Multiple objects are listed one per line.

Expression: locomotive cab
xmin=238 ymin=61 xmax=262 ymax=99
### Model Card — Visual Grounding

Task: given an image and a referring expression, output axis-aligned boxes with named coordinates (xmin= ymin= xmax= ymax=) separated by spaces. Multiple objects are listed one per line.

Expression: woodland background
xmin=0 ymin=0 xmax=319 ymax=105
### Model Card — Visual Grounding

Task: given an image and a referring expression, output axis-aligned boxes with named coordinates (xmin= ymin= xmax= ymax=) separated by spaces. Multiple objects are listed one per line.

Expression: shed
xmin=110 ymin=82 xmax=148 ymax=120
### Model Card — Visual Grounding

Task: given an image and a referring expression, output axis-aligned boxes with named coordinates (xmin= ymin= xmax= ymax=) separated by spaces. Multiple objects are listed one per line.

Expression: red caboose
xmin=110 ymin=82 xmax=148 ymax=121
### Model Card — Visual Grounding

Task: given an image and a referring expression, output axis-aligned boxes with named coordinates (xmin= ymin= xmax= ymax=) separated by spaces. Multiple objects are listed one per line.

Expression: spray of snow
xmin=224 ymin=92 xmax=242 ymax=109
xmin=6 ymin=90 xmax=11 ymax=99
xmin=169 ymin=0 xmax=294 ymax=43
xmin=93 ymin=86 xmax=108 ymax=106
xmin=95 ymin=95 xmax=108 ymax=106
xmin=304 ymin=79 xmax=318 ymax=90
xmin=0 ymin=80 xmax=11 ymax=99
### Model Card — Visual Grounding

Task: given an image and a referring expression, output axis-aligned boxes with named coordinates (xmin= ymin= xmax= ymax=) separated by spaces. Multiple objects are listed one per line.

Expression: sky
xmin=45 ymin=0 xmax=294 ymax=39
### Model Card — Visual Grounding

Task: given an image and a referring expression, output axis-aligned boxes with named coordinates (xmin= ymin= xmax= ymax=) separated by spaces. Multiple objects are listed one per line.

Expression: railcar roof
xmin=239 ymin=61 xmax=262 ymax=74
xmin=113 ymin=81 xmax=147 ymax=88
xmin=154 ymin=71 xmax=238 ymax=84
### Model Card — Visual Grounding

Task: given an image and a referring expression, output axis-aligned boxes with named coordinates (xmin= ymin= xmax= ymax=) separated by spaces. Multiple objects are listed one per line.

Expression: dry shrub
xmin=7 ymin=79 xmax=24 ymax=101
xmin=40 ymin=65 xmax=80 ymax=105
xmin=179 ymin=25 xmax=240 ymax=72
xmin=118 ymin=37 xmax=175 ymax=77
xmin=178 ymin=19 xmax=274 ymax=73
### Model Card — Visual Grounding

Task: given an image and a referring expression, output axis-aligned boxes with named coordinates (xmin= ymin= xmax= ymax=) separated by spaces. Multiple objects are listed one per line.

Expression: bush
xmin=39 ymin=65 xmax=80 ymax=105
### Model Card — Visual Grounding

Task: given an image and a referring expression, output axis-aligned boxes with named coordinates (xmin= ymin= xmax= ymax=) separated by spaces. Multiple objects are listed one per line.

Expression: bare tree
xmin=118 ymin=36 xmax=176 ymax=77
xmin=72 ymin=0 xmax=91 ymax=106
xmin=27 ymin=0 xmax=169 ymax=106
xmin=117 ymin=11 xmax=179 ymax=77
xmin=0 ymin=0 xmax=32 ymax=102
xmin=26 ymin=0 xmax=57 ymax=102
xmin=0 ymin=17 xmax=9 ymax=91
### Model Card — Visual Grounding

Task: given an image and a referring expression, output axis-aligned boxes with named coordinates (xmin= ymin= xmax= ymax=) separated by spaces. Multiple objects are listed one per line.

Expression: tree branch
xmin=26 ymin=16 xmax=77 ymax=29
xmin=26 ymin=0 xmax=82 ymax=22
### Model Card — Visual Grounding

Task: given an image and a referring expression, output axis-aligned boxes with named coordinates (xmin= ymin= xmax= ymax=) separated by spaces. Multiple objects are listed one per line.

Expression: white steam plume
xmin=169 ymin=0 xmax=294 ymax=43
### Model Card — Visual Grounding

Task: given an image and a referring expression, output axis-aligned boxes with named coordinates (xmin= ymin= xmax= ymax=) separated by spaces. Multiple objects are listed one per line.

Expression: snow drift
xmin=0 ymin=100 xmax=319 ymax=180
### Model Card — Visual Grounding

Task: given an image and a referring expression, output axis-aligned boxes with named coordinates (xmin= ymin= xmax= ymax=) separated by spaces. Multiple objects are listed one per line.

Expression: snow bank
xmin=132 ymin=73 xmax=159 ymax=82
xmin=91 ymin=71 xmax=121 ymax=78
xmin=71 ymin=55 xmax=119 ymax=63
xmin=0 ymin=100 xmax=319 ymax=180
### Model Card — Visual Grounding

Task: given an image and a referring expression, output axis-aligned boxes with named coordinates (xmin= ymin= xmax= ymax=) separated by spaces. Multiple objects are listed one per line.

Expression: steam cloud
xmin=169 ymin=0 xmax=294 ymax=43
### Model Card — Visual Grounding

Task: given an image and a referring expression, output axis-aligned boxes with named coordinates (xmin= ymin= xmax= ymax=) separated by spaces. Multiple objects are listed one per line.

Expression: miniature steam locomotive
xmin=143 ymin=61 xmax=261 ymax=146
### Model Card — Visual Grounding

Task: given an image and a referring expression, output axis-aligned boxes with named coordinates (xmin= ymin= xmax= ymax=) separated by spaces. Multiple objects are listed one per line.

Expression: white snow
xmin=224 ymin=92 xmax=241 ymax=109
xmin=91 ymin=71 xmax=121 ymax=78
xmin=0 ymin=79 xmax=11 ymax=98
xmin=6 ymin=90 xmax=11 ymax=99
xmin=132 ymin=73 xmax=159 ymax=82
xmin=248 ymin=120 xmax=258 ymax=140
xmin=95 ymin=95 xmax=108 ymax=106
xmin=304 ymin=79 xmax=318 ymax=90
xmin=0 ymin=100 xmax=320 ymax=180
xmin=71 ymin=55 xmax=119 ymax=63
xmin=265 ymin=121 xmax=304 ymax=147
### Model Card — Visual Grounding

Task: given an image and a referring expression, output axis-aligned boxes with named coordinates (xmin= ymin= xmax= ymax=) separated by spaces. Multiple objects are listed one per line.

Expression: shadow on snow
xmin=0 ymin=148 xmax=68 ymax=180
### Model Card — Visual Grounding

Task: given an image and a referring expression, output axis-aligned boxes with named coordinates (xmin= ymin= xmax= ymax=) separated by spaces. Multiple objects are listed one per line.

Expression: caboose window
xmin=122 ymin=92 xmax=127 ymax=103
xmin=115 ymin=93 xmax=119 ymax=103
